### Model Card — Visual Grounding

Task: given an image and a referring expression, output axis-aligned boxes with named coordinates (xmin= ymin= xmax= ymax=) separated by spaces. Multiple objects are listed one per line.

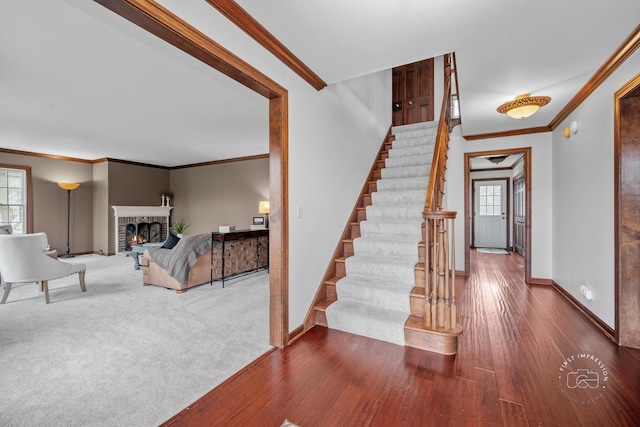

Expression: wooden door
xmin=392 ymin=59 xmax=434 ymax=126
xmin=616 ymin=80 xmax=640 ymax=349
xmin=513 ymin=173 xmax=525 ymax=257
xmin=473 ymin=179 xmax=508 ymax=249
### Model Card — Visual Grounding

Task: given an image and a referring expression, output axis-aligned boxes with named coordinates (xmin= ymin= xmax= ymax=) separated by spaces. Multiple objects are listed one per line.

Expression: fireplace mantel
xmin=112 ymin=206 xmax=173 ymax=254
xmin=112 ymin=206 xmax=173 ymax=218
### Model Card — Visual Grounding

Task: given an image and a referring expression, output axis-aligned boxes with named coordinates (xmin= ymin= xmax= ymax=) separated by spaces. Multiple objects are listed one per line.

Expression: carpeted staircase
xmin=325 ymin=121 xmax=438 ymax=345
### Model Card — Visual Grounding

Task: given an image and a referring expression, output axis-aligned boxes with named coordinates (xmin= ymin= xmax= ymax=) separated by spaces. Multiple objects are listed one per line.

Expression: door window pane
xmin=479 ymin=184 xmax=501 ymax=216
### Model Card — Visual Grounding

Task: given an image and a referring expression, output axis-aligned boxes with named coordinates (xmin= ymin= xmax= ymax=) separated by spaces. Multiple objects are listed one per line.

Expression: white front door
xmin=473 ymin=179 xmax=507 ymax=249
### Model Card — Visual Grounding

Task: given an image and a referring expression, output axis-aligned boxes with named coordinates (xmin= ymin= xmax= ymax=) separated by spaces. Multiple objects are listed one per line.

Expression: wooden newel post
xmin=423 ymin=211 xmax=459 ymax=333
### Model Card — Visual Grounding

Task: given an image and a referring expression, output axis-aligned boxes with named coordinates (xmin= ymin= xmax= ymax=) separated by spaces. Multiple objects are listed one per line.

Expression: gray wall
xmin=0 ymin=152 xmax=94 ymax=255
xmin=170 ymin=157 xmax=269 ymax=235
xmin=0 ymin=153 xmax=268 ymax=254
xmin=106 ymin=161 xmax=170 ymax=254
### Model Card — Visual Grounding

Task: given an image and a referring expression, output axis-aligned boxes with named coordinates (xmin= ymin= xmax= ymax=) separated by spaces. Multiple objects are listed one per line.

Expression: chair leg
xmin=1 ymin=282 xmax=11 ymax=304
xmin=42 ymin=280 xmax=50 ymax=304
xmin=78 ymin=271 xmax=86 ymax=292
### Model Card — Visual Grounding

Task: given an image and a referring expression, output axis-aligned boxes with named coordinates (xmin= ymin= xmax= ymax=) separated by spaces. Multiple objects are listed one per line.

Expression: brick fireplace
xmin=112 ymin=206 xmax=173 ymax=254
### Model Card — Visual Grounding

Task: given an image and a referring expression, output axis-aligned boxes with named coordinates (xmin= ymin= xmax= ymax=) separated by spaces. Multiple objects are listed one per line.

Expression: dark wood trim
xmin=464 ymin=126 xmax=551 ymax=141
xmin=550 ymin=24 xmax=640 ymax=130
xmin=204 ymin=0 xmax=326 ymax=91
xmin=93 ymin=0 xmax=289 ymax=348
xmin=552 ymin=280 xmax=615 ymax=340
xmin=464 ymin=147 xmax=531 ymax=281
xmin=170 ymin=153 xmax=269 ymax=170
xmin=528 ymin=278 xmax=552 ymax=286
xmin=1 ymin=148 xmax=266 ymax=170
xmin=464 ymin=25 xmax=640 ymax=141
xmin=93 ymin=0 xmax=285 ymax=99
xmin=100 ymin=157 xmax=171 ymax=169
xmin=469 ymin=166 xmax=513 ymax=173
xmin=0 ymin=164 xmax=33 ymax=234
xmin=614 ymin=71 xmax=640 ymax=346
xmin=0 ymin=148 xmax=95 ymax=164
xmin=287 ymin=324 xmax=305 ymax=344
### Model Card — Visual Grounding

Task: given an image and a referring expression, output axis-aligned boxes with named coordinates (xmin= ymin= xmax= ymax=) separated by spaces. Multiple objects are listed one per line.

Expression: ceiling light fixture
xmin=487 ymin=155 xmax=508 ymax=164
xmin=497 ymin=93 xmax=551 ymax=120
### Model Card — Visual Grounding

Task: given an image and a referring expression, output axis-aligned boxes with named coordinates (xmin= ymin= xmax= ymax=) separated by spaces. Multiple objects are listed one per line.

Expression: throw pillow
xmin=161 ymin=233 xmax=180 ymax=249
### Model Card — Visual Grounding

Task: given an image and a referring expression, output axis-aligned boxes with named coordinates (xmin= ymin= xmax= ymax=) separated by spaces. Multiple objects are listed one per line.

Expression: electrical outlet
xmin=580 ymin=285 xmax=592 ymax=300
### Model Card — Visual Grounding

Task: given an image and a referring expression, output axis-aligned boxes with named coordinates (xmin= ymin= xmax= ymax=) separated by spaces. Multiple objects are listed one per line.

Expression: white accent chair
xmin=0 ymin=232 xmax=86 ymax=304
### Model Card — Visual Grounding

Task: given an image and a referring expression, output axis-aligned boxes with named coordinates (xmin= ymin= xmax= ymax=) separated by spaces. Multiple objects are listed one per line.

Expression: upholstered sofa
xmin=140 ymin=231 xmax=268 ymax=293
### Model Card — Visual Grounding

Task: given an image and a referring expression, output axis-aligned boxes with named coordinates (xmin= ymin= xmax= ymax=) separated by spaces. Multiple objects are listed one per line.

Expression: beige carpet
xmin=0 ymin=254 xmax=271 ymax=426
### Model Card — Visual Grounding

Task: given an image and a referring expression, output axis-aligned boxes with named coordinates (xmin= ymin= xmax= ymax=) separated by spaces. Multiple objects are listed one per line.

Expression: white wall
xmin=551 ymin=49 xmax=640 ymax=328
xmin=158 ymin=0 xmax=391 ymax=329
xmin=447 ymin=128 xmax=553 ymax=279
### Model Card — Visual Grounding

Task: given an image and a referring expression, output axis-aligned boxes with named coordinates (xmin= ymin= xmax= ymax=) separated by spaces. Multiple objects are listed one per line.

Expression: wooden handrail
xmin=424 ymin=54 xmax=453 ymax=212
xmin=421 ymin=53 xmax=461 ymax=339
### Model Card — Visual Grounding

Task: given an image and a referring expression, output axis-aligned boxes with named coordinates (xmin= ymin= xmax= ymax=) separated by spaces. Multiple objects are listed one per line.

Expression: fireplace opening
xmin=124 ymin=221 xmax=162 ymax=252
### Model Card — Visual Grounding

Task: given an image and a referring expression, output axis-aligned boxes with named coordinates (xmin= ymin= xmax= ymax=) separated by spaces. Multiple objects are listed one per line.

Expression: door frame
xmin=464 ymin=147 xmax=532 ymax=282
xmin=614 ymin=72 xmax=640 ymax=346
xmin=471 ymin=177 xmax=510 ymax=249
xmin=96 ymin=0 xmax=290 ymax=347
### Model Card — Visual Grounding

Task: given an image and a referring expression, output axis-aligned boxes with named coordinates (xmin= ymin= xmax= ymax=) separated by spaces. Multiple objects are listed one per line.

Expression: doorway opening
xmin=97 ymin=1 xmax=290 ymax=347
xmin=464 ymin=148 xmax=532 ymax=282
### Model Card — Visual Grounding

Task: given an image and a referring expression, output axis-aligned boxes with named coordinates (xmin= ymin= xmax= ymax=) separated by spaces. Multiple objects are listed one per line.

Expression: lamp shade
xmin=258 ymin=200 xmax=270 ymax=214
xmin=497 ymin=94 xmax=551 ymax=120
xmin=57 ymin=182 xmax=80 ymax=191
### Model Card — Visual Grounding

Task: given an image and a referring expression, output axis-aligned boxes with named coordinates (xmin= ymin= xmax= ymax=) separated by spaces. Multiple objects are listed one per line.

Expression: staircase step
xmin=335 ymin=276 xmax=413 ymax=312
xmin=325 ymin=301 xmax=408 ymax=346
xmin=313 ymin=299 xmax=334 ymax=327
xmin=385 ymin=155 xmax=432 ymax=169
xmin=392 ymin=121 xmax=439 ymax=134
xmin=376 ymin=176 xmax=429 ymax=191
xmin=345 ymin=254 xmax=417 ymax=283
xmin=371 ymin=189 xmax=425 ymax=205
xmin=352 ymin=235 xmax=419 ymax=258
xmin=410 ymin=287 xmax=425 ymax=316
xmin=392 ymin=136 xmax=436 ymax=150
xmin=404 ymin=315 xmax=462 ymax=355
xmin=388 ymin=145 xmax=435 ymax=159
xmin=381 ymin=165 xmax=430 ymax=179
xmin=365 ymin=205 xmax=423 ymax=221
xmin=360 ymin=219 xmax=423 ymax=239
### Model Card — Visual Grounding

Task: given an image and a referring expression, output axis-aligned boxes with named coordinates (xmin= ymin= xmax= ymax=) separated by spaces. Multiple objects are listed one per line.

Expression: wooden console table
xmin=210 ymin=229 xmax=269 ymax=287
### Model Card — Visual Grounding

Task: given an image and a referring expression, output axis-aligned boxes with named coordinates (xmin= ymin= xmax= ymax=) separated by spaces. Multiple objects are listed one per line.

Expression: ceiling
xmin=1 ymin=0 xmax=639 ymax=167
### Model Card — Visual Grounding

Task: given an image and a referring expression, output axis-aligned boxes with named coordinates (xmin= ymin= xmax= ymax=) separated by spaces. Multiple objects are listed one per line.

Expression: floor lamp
xmin=57 ymin=182 xmax=80 ymax=258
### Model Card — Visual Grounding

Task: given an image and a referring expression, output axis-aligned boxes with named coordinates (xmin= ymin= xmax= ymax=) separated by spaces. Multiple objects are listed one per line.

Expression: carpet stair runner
xmin=324 ymin=121 xmax=438 ymax=345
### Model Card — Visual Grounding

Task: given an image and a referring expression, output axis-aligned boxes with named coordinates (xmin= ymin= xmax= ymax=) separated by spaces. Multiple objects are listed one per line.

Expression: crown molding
xmin=0 ymin=148 xmax=94 ymax=163
xmin=466 ymin=24 xmax=640 ymax=140
xmin=464 ymin=126 xmax=551 ymax=141
xmin=170 ymin=153 xmax=269 ymax=170
xmin=204 ymin=0 xmax=327 ymax=91
xmin=549 ymin=24 xmax=640 ymax=130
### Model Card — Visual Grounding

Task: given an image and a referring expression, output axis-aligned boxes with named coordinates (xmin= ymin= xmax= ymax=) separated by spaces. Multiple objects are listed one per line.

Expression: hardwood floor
xmin=162 ymin=251 xmax=640 ymax=426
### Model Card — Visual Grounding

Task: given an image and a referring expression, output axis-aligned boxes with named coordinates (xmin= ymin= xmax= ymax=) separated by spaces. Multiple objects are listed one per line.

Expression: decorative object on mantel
xmin=161 ymin=193 xmax=172 ymax=207
xmin=169 ymin=218 xmax=189 ymax=237
xmin=496 ymin=93 xmax=551 ymax=119
xmin=219 ymin=225 xmax=236 ymax=233
xmin=57 ymin=182 xmax=80 ymax=258
xmin=258 ymin=200 xmax=270 ymax=229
